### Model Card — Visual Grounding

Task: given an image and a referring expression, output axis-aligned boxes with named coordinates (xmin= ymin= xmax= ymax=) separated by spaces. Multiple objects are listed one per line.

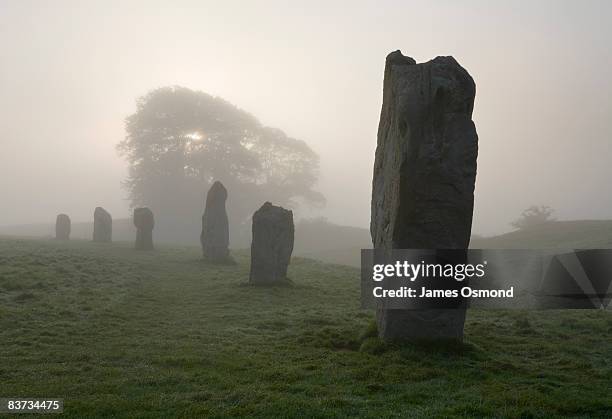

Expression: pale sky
xmin=1 ymin=0 xmax=611 ymax=235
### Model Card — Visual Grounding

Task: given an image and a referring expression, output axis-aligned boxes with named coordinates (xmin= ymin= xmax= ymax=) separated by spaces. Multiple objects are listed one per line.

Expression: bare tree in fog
xmin=117 ymin=86 xmax=324 ymax=243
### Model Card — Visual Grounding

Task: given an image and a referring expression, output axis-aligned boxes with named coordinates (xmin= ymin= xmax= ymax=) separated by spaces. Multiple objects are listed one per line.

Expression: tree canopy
xmin=117 ymin=86 xmax=324 ymax=241
xmin=511 ymin=205 xmax=556 ymax=230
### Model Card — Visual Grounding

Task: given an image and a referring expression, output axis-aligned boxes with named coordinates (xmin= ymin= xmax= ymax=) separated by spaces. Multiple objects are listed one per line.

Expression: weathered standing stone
xmin=133 ymin=207 xmax=154 ymax=250
xmin=200 ymin=181 xmax=231 ymax=262
xmin=55 ymin=214 xmax=71 ymax=240
xmin=371 ymin=51 xmax=479 ymax=342
xmin=249 ymin=202 xmax=294 ymax=284
xmin=93 ymin=207 xmax=112 ymax=243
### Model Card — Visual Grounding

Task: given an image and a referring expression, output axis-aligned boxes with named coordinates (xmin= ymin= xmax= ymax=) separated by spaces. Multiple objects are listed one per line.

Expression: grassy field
xmin=0 ymin=237 xmax=611 ymax=418
xmin=297 ymin=220 xmax=612 ymax=267
xmin=470 ymin=220 xmax=612 ymax=249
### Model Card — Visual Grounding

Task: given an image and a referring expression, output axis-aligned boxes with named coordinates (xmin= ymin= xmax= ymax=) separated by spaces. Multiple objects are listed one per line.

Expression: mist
xmin=1 ymin=0 xmax=612 ymax=236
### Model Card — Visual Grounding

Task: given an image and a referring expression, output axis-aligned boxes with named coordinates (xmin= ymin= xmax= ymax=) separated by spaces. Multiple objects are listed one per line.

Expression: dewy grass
xmin=0 ymin=236 xmax=611 ymax=418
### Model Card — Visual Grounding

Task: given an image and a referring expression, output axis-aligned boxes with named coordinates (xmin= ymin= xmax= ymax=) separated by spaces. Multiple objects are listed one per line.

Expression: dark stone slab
xmin=93 ymin=207 xmax=112 ymax=243
xmin=249 ymin=202 xmax=294 ymax=284
xmin=134 ymin=207 xmax=154 ymax=250
xmin=201 ymin=181 xmax=232 ymax=263
xmin=55 ymin=214 xmax=71 ymax=240
xmin=371 ymin=51 xmax=479 ymax=342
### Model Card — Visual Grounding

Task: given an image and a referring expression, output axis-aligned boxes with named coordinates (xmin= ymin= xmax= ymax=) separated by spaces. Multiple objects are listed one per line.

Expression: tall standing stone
xmin=55 ymin=214 xmax=71 ymax=240
xmin=201 ymin=181 xmax=231 ymax=262
xmin=93 ymin=207 xmax=112 ymax=243
xmin=249 ymin=202 xmax=294 ymax=284
xmin=134 ymin=207 xmax=154 ymax=250
xmin=371 ymin=51 xmax=479 ymax=342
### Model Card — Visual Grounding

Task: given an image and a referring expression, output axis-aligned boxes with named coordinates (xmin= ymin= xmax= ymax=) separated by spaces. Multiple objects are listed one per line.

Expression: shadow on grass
xmin=238 ymin=278 xmax=295 ymax=287
xmin=190 ymin=257 xmax=239 ymax=267
xmin=357 ymin=319 xmax=483 ymax=358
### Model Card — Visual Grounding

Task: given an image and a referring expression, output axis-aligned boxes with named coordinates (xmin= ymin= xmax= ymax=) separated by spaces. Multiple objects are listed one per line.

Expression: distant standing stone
xmin=201 ymin=181 xmax=231 ymax=262
xmin=249 ymin=202 xmax=294 ymax=284
xmin=55 ymin=214 xmax=71 ymax=240
xmin=134 ymin=207 xmax=154 ymax=250
xmin=93 ymin=207 xmax=112 ymax=243
xmin=371 ymin=51 xmax=479 ymax=342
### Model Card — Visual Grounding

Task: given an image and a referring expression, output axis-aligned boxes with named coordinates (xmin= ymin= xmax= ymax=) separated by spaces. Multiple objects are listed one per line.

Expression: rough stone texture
xmin=200 ymin=181 xmax=231 ymax=262
xmin=371 ymin=51 xmax=479 ymax=342
xmin=55 ymin=214 xmax=71 ymax=240
xmin=249 ymin=202 xmax=294 ymax=284
xmin=133 ymin=207 xmax=154 ymax=250
xmin=93 ymin=207 xmax=112 ymax=243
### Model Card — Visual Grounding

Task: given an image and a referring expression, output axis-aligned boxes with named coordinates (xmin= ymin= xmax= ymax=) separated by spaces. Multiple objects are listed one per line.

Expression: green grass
xmin=297 ymin=220 xmax=612 ymax=267
xmin=0 ymin=237 xmax=611 ymax=418
xmin=471 ymin=220 xmax=612 ymax=249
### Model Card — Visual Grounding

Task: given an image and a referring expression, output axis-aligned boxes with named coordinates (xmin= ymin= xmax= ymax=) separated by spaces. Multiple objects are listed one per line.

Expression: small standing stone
xmin=93 ymin=207 xmax=112 ymax=243
xmin=55 ymin=214 xmax=71 ymax=240
xmin=134 ymin=207 xmax=154 ymax=250
xmin=249 ymin=202 xmax=294 ymax=284
xmin=201 ymin=181 xmax=231 ymax=262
